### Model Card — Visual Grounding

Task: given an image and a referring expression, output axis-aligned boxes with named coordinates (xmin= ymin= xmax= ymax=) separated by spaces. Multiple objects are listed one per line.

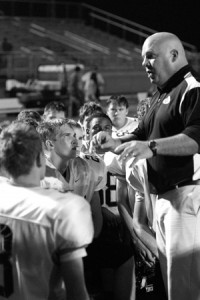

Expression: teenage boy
xmin=0 ymin=122 xmax=93 ymax=300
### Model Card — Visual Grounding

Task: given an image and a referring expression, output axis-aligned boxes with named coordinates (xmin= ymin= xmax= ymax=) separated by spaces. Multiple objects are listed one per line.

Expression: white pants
xmin=156 ymin=186 xmax=200 ymax=300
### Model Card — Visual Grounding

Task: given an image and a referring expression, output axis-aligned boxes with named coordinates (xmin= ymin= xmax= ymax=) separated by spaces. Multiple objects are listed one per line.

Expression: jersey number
xmin=84 ymin=154 xmax=100 ymax=163
xmin=99 ymin=172 xmax=117 ymax=207
xmin=0 ymin=224 xmax=14 ymax=298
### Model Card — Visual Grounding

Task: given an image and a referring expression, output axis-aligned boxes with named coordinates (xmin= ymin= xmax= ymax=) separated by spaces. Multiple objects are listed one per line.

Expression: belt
xmin=159 ymin=179 xmax=200 ymax=194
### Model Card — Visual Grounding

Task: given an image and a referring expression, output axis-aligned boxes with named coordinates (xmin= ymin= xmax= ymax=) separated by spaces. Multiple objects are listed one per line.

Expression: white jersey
xmin=80 ymin=152 xmax=107 ymax=192
xmin=112 ymin=117 xmax=138 ymax=138
xmin=126 ymin=158 xmax=156 ymax=231
xmin=0 ymin=181 xmax=93 ymax=300
xmin=104 ymin=151 xmax=126 ymax=180
xmin=104 ymin=116 xmax=138 ymax=179
xmin=43 ymin=155 xmax=106 ymax=203
xmin=101 ymin=117 xmax=139 ymax=213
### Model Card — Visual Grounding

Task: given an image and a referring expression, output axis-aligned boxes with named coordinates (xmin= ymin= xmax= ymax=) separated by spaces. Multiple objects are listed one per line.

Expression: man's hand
xmin=90 ymin=131 xmax=121 ymax=153
xmin=115 ymin=140 xmax=153 ymax=164
xmin=133 ymin=238 xmax=156 ymax=267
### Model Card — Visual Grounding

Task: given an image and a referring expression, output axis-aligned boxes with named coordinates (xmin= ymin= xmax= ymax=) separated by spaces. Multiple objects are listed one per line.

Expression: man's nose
xmin=72 ymin=138 xmax=78 ymax=146
xmin=142 ymin=57 xmax=149 ymax=67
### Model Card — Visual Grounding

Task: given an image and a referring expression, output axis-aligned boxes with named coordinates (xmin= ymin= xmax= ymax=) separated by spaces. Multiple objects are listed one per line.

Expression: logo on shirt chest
xmin=163 ymin=96 xmax=171 ymax=104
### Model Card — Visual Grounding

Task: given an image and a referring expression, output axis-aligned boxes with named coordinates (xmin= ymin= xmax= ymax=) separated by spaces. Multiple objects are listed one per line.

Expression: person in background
xmin=0 ymin=122 xmax=94 ymax=300
xmin=58 ymin=63 xmax=68 ymax=96
xmin=82 ymin=65 xmax=105 ymax=102
xmin=91 ymin=32 xmax=200 ymax=300
xmin=84 ymin=72 xmax=100 ymax=103
xmin=17 ymin=109 xmax=42 ymax=124
xmin=42 ymin=101 xmax=67 ymax=121
xmin=1 ymin=37 xmax=13 ymax=68
xmin=68 ymin=65 xmax=84 ymax=117
xmin=78 ymin=101 xmax=104 ymax=145
xmin=106 ymin=95 xmax=138 ymax=137
xmin=105 ymin=95 xmax=138 ymax=250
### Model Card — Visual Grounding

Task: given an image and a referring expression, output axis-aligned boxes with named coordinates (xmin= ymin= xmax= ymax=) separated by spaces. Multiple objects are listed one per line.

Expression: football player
xmin=78 ymin=101 xmax=104 ymax=142
xmin=37 ymin=119 xmax=105 ymax=238
xmin=42 ymin=101 xmax=67 ymax=121
xmin=85 ymin=112 xmax=136 ymax=300
xmin=0 ymin=122 xmax=93 ymax=300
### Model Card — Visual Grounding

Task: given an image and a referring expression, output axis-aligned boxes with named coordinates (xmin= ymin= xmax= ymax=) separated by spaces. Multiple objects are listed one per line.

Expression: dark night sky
xmin=82 ymin=0 xmax=200 ymax=50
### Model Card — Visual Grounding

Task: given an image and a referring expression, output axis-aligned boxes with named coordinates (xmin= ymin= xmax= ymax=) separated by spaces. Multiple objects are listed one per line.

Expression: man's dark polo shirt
xmin=132 ymin=65 xmax=200 ymax=194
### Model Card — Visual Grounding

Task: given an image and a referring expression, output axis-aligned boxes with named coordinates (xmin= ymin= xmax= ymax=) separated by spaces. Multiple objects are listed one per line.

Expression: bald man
xmin=91 ymin=32 xmax=200 ymax=300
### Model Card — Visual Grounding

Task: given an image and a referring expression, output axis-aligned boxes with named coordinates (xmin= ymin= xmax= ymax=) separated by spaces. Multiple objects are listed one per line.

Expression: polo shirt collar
xmin=158 ymin=65 xmax=191 ymax=94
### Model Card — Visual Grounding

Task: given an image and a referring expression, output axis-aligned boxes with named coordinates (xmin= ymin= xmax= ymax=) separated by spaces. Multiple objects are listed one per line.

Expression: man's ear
xmin=86 ymin=128 xmax=90 ymax=135
xmin=46 ymin=139 xmax=54 ymax=150
xmin=126 ymin=108 xmax=129 ymax=116
xmin=171 ymin=49 xmax=178 ymax=62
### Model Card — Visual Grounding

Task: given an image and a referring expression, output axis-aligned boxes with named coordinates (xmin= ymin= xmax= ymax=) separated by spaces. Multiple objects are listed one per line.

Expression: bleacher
xmin=0 ymin=1 xmax=198 ymax=97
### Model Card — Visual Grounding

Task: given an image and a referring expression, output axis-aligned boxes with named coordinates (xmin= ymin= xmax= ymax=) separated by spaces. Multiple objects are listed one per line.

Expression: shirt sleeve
xmin=51 ymin=193 xmax=94 ymax=262
xmin=93 ymin=159 xmax=107 ymax=191
xmin=181 ymin=87 xmax=200 ymax=148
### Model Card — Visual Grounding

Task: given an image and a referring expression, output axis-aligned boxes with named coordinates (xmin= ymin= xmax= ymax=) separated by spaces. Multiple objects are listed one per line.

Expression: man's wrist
xmin=148 ymin=140 xmax=157 ymax=156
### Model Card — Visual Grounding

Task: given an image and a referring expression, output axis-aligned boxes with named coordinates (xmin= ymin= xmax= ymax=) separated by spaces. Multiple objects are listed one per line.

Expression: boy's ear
xmin=46 ymin=140 xmax=54 ymax=149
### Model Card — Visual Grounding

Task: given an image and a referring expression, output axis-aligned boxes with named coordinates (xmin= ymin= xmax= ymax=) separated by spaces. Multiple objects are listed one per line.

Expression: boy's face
xmin=74 ymin=127 xmax=84 ymax=156
xmin=44 ymin=110 xmax=65 ymax=121
xmin=53 ymin=124 xmax=78 ymax=159
xmin=82 ymin=116 xmax=90 ymax=141
xmin=88 ymin=117 xmax=112 ymax=139
xmin=106 ymin=102 xmax=128 ymax=128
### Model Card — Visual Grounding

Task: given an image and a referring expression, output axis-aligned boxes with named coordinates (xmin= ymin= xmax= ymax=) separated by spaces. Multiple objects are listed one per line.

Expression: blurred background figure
xmin=1 ymin=37 xmax=13 ymax=68
xmin=58 ymin=62 xmax=68 ymax=96
xmin=68 ymin=65 xmax=84 ymax=117
xmin=17 ymin=109 xmax=42 ymax=124
xmin=42 ymin=101 xmax=67 ymax=121
xmin=106 ymin=95 xmax=138 ymax=136
xmin=82 ymin=65 xmax=105 ymax=103
xmin=79 ymin=101 xmax=104 ymax=142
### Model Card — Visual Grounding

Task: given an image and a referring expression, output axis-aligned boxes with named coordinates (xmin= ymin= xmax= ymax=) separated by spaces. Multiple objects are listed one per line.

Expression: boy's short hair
xmin=37 ymin=119 xmax=72 ymax=146
xmin=86 ymin=112 xmax=112 ymax=129
xmin=79 ymin=102 xmax=104 ymax=124
xmin=106 ymin=95 xmax=129 ymax=109
xmin=43 ymin=101 xmax=67 ymax=117
xmin=17 ymin=109 xmax=42 ymax=123
xmin=67 ymin=119 xmax=82 ymax=130
xmin=16 ymin=118 xmax=39 ymax=129
xmin=0 ymin=122 xmax=42 ymax=178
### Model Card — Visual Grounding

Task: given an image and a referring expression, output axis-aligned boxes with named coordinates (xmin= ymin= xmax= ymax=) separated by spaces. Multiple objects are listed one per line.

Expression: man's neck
xmin=50 ymin=152 xmax=68 ymax=174
xmin=10 ymin=175 xmax=40 ymax=188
